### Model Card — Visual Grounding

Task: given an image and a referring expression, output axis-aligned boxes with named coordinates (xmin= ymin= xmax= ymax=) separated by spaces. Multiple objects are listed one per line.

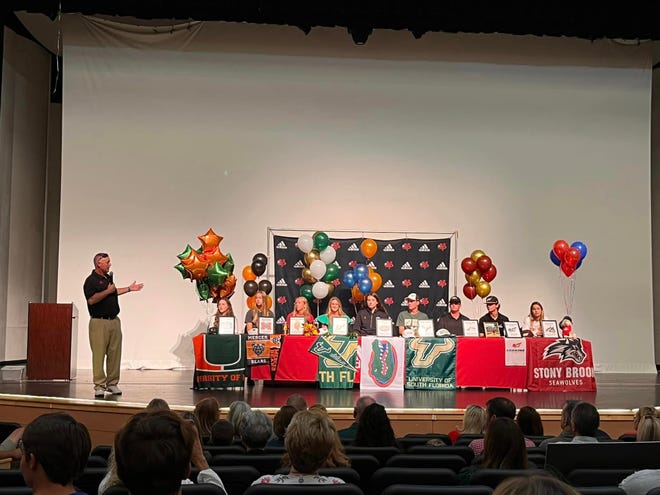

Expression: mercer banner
xmin=405 ymin=337 xmax=456 ymax=390
xmin=192 ymin=334 xmax=245 ymax=389
xmin=527 ymin=338 xmax=596 ymax=392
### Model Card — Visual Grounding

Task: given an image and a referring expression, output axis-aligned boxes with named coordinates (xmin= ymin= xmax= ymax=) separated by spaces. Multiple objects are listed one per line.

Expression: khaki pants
xmin=89 ymin=317 xmax=122 ymax=390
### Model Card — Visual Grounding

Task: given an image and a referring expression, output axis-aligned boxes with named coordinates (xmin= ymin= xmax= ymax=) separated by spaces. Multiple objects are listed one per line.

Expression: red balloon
xmin=564 ymin=247 xmax=582 ymax=268
xmin=482 ymin=265 xmax=497 ymax=282
xmin=553 ymin=240 xmax=569 ymax=260
xmin=561 ymin=262 xmax=575 ymax=277
xmin=461 ymin=257 xmax=477 ymax=274
xmin=462 ymin=283 xmax=477 ymax=300
xmin=476 ymin=255 xmax=492 ymax=273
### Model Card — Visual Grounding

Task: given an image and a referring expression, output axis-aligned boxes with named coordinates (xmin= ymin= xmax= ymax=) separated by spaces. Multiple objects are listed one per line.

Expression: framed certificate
xmin=504 ymin=321 xmax=522 ymax=338
xmin=484 ymin=322 xmax=500 ymax=338
xmin=376 ymin=318 xmax=393 ymax=337
xmin=417 ymin=319 xmax=434 ymax=337
xmin=542 ymin=320 xmax=560 ymax=338
xmin=217 ymin=316 xmax=236 ymax=335
xmin=332 ymin=317 xmax=348 ymax=336
xmin=462 ymin=320 xmax=479 ymax=337
xmin=288 ymin=316 xmax=305 ymax=335
xmin=258 ymin=317 xmax=274 ymax=335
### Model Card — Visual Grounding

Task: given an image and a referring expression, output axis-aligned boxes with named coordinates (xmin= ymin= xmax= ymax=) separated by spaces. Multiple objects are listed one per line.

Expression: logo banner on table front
xmin=505 ymin=338 xmax=527 ymax=366
xmin=192 ymin=334 xmax=245 ymax=389
xmin=527 ymin=338 xmax=596 ymax=391
xmin=360 ymin=336 xmax=405 ymax=390
xmin=405 ymin=337 xmax=456 ymax=390
xmin=310 ymin=335 xmax=359 ymax=389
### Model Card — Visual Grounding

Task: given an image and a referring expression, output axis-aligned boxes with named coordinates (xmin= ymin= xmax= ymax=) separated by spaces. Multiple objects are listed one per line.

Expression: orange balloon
xmin=182 ymin=251 xmax=209 ymax=281
xmin=219 ymin=274 xmax=237 ymax=298
xmin=242 ymin=265 xmax=257 ymax=281
xmin=197 ymin=228 xmax=223 ymax=252
xmin=360 ymin=239 xmax=378 ymax=259
xmin=266 ymin=295 xmax=273 ymax=310
xmin=205 ymin=246 xmax=228 ymax=266
xmin=369 ymin=271 xmax=383 ymax=292
xmin=246 ymin=295 xmax=256 ymax=309
xmin=351 ymin=285 xmax=365 ymax=302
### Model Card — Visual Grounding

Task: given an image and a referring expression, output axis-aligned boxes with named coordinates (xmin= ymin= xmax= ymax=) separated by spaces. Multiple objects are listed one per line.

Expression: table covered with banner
xmin=193 ymin=334 xmax=596 ymax=392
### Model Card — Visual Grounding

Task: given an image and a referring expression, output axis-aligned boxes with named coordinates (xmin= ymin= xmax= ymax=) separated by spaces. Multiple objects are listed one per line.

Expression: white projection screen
xmin=59 ymin=15 xmax=654 ymax=372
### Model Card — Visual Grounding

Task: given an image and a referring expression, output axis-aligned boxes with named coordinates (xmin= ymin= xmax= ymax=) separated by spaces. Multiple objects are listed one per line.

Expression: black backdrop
xmin=272 ymin=235 xmax=452 ymax=332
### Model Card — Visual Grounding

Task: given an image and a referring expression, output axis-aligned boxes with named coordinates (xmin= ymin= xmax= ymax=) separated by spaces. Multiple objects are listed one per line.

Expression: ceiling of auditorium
xmin=3 ymin=1 xmax=660 ymax=42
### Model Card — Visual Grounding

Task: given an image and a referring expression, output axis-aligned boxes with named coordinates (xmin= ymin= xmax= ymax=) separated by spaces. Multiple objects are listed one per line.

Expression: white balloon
xmin=312 ymin=281 xmax=329 ymax=299
xmin=310 ymin=259 xmax=327 ymax=279
xmin=319 ymin=246 xmax=336 ymax=264
xmin=297 ymin=234 xmax=314 ymax=253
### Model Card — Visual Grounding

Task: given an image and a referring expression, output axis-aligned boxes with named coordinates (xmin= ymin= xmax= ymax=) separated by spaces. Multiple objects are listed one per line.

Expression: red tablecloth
xmin=456 ymin=337 xmax=527 ymax=389
xmin=250 ymin=335 xmax=319 ymax=381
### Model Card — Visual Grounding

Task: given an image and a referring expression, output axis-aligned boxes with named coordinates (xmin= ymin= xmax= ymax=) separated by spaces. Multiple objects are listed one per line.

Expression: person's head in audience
xmin=493 ymin=474 xmax=579 ymax=495
xmin=636 ymin=414 xmax=660 ymax=441
xmin=483 ymin=417 xmax=528 ymax=470
xmin=516 ymin=406 xmax=544 ymax=436
xmin=308 ymin=403 xmax=328 ymax=415
xmin=228 ymin=400 xmax=252 ymax=437
xmin=284 ymin=411 xmax=343 ymax=475
xmin=307 ymin=407 xmax=350 ymax=467
xmin=181 ymin=412 xmax=203 ymax=444
xmin=486 ymin=397 xmax=517 ymax=421
xmin=285 ymin=393 xmax=308 ymax=411
xmin=194 ymin=397 xmax=220 ymax=442
xmin=210 ymin=419 xmax=235 ymax=446
xmin=460 ymin=404 xmax=487 ymax=434
xmin=273 ymin=405 xmax=297 ymax=440
xmin=353 ymin=395 xmax=376 ymax=424
xmin=560 ymin=400 xmax=580 ymax=433
xmin=115 ymin=410 xmax=195 ymax=495
xmin=571 ymin=402 xmax=600 ymax=437
xmin=633 ymin=406 xmax=657 ymax=431
xmin=239 ymin=410 xmax=273 ymax=451
xmin=355 ymin=403 xmax=397 ymax=447
xmin=20 ymin=413 xmax=91 ymax=493
xmin=146 ymin=397 xmax=170 ymax=412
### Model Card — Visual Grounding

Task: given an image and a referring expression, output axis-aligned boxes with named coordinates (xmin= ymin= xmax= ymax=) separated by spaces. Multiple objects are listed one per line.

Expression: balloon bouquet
xmin=296 ymin=232 xmax=340 ymax=302
xmin=460 ymin=249 xmax=497 ymax=302
xmin=174 ymin=228 xmax=237 ymax=303
xmin=241 ymin=253 xmax=273 ymax=310
xmin=550 ymin=239 xmax=588 ymax=318
xmin=341 ymin=239 xmax=382 ymax=305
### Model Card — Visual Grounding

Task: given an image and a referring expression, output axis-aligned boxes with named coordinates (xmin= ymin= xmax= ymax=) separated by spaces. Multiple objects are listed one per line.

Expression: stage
xmin=0 ymin=368 xmax=657 ymax=447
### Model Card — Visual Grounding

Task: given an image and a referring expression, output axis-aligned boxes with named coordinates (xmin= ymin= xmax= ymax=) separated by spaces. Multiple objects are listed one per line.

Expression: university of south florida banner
xmin=192 ymin=334 xmax=246 ymax=389
xmin=526 ymin=338 xmax=596 ymax=392
xmin=405 ymin=337 xmax=456 ymax=390
xmin=309 ymin=335 xmax=359 ymax=389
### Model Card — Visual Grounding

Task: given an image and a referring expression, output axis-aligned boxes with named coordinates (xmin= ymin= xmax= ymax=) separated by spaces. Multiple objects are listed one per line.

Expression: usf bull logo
xmin=543 ymin=338 xmax=586 ymax=364
xmin=368 ymin=339 xmax=397 ymax=387
xmin=409 ymin=338 xmax=455 ymax=368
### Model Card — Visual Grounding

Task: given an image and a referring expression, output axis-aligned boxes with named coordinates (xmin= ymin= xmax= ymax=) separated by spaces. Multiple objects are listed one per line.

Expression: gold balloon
xmin=476 ymin=280 xmax=491 ymax=298
xmin=302 ymin=268 xmax=318 ymax=284
xmin=470 ymin=250 xmax=486 ymax=262
xmin=304 ymin=249 xmax=321 ymax=266
xmin=326 ymin=283 xmax=335 ymax=297
xmin=465 ymin=270 xmax=481 ymax=286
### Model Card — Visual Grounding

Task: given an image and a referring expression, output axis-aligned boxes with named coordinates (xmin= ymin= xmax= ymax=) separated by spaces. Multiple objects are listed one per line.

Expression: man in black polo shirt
xmin=435 ymin=295 xmax=469 ymax=336
xmin=83 ymin=252 xmax=143 ymax=398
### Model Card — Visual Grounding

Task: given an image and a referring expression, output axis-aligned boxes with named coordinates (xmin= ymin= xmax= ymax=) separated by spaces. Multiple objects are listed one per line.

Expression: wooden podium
xmin=27 ymin=303 xmax=79 ymax=380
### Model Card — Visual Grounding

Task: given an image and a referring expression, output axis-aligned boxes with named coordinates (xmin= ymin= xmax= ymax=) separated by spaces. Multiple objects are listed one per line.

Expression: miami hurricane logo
xmin=543 ymin=338 xmax=586 ymax=364
xmin=368 ymin=339 xmax=398 ymax=387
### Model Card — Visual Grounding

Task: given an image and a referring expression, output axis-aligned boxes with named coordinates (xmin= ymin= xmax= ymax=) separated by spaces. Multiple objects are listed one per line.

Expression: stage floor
xmin=0 ymin=368 xmax=658 ymax=412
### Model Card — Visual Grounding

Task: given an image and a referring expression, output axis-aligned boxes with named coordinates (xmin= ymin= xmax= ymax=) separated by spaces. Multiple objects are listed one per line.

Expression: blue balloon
xmin=549 ymin=249 xmax=561 ymax=267
xmin=342 ymin=270 xmax=356 ymax=288
xmin=354 ymin=264 xmax=369 ymax=281
xmin=576 ymin=259 xmax=583 ymax=270
xmin=570 ymin=241 xmax=588 ymax=260
xmin=357 ymin=277 xmax=373 ymax=294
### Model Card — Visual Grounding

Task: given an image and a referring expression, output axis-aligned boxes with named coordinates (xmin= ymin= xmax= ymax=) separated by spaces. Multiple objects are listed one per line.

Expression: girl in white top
xmin=521 ymin=301 xmax=544 ymax=337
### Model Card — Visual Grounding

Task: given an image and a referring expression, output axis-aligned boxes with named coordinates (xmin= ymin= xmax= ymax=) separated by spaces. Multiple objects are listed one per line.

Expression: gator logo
xmin=543 ymin=338 xmax=586 ymax=364
xmin=368 ymin=339 xmax=398 ymax=387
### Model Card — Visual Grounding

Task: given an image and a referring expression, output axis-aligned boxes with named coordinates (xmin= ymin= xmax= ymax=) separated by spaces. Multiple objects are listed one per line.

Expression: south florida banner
xmin=309 ymin=335 xmax=359 ymax=389
xmin=360 ymin=336 xmax=405 ymax=390
xmin=405 ymin=337 xmax=456 ymax=390
xmin=526 ymin=338 xmax=596 ymax=392
xmin=192 ymin=334 xmax=246 ymax=389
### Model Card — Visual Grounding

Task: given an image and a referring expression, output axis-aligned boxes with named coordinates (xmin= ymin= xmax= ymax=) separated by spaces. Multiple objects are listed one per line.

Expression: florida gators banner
xmin=192 ymin=334 xmax=246 ymax=389
xmin=405 ymin=337 xmax=456 ymax=390
xmin=527 ymin=338 xmax=596 ymax=391
xmin=310 ymin=335 xmax=359 ymax=389
xmin=360 ymin=336 xmax=405 ymax=390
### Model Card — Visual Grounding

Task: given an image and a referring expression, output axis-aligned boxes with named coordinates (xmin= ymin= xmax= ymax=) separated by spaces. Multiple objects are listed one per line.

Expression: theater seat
xmin=344 ymin=447 xmax=400 ymax=465
xmin=567 ymin=469 xmax=635 ymax=487
xmin=406 ymin=446 xmax=475 ymax=464
xmin=106 ymin=485 xmax=227 ymax=495
xmin=210 ymin=454 xmax=283 ymax=475
xmin=575 ymin=488 xmax=626 ymax=495
xmin=468 ymin=469 xmax=545 ymax=488
xmin=90 ymin=445 xmax=113 ymax=460
xmin=384 ymin=454 xmax=466 ymax=472
xmin=370 ymin=467 xmax=458 ymax=495
xmin=244 ymin=483 xmax=364 ymax=495
xmin=381 ymin=485 xmax=493 ymax=495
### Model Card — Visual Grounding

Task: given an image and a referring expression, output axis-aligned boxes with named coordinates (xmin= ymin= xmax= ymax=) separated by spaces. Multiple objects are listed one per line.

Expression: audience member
xmin=539 ymin=400 xmax=579 ymax=450
xmin=448 ymin=404 xmax=487 ymax=445
xmin=620 ymin=469 xmax=660 ymax=495
xmin=19 ymin=413 xmax=91 ymax=495
xmin=146 ymin=397 xmax=170 ymax=412
xmin=468 ymin=397 xmax=535 ymax=455
xmin=194 ymin=397 xmax=220 ymax=444
xmin=516 ymin=406 xmax=544 ymax=436
xmin=493 ymin=474 xmax=579 ymax=495
xmin=253 ymin=411 xmax=345 ymax=485
xmin=210 ymin=419 xmax=235 ymax=446
xmin=0 ymin=426 xmax=24 ymax=462
xmin=309 ymin=403 xmax=328 ymax=415
xmin=239 ymin=410 xmax=273 ymax=453
xmin=266 ymin=405 xmax=297 ymax=448
xmin=227 ymin=400 xmax=252 ymax=440
xmin=114 ymin=410 xmax=226 ymax=495
xmin=306 ymin=405 xmax=350 ymax=467
xmin=630 ymin=406 xmax=658 ymax=435
xmin=338 ymin=396 xmax=376 ymax=441
xmin=354 ymin=403 xmax=397 ymax=447
xmin=563 ymin=401 xmax=599 ymax=443
xmin=285 ymin=393 xmax=308 ymax=411
xmin=636 ymin=414 xmax=660 ymax=441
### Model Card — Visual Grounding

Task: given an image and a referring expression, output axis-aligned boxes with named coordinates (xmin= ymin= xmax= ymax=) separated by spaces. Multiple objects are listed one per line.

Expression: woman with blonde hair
xmin=194 ymin=397 xmax=220 ymax=444
xmin=306 ymin=404 xmax=350 ymax=468
xmin=448 ymin=404 xmax=487 ymax=445
xmin=285 ymin=296 xmax=314 ymax=332
xmin=316 ymin=297 xmax=352 ymax=334
xmin=244 ymin=290 xmax=274 ymax=334
xmin=636 ymin=413 xmax=660 ymax=441
xmin=521 ymin=301 xmax=544 ymax=337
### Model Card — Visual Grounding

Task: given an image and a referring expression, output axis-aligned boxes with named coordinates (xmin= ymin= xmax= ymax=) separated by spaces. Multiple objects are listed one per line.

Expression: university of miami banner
xmin=527 ymin=338 xmax=596 ymax=392
xmin=192 ymin=334 xmax=246 ymax=389
xmin=405 ymin=337 xmax=456 ymax=390
xmin=309 ymin=335 xmax=359 ymax=389
xmin=359 ymin=336 xmax=405 ymax=390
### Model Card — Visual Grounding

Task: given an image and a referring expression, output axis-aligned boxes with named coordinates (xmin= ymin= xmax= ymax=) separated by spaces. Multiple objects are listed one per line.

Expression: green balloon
xmin=313 ymin=232 xmax=330 ymax=251
xmin=224 ymin=252 xmax=235 ymax=275
xmin=300 ymin=284 xmax=314 ymax=301
xmin=207 ymin=262 xmax=229 ymax=286
xmin=322 ymin=263 xmax=340 ymax=282
xmin=196 ymin=281 xmax=210 ymax=301
xmin=176 ymin=244 xmax=194 ymax=260
xmin=174 ymin=263 xmax=190 ymax=280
